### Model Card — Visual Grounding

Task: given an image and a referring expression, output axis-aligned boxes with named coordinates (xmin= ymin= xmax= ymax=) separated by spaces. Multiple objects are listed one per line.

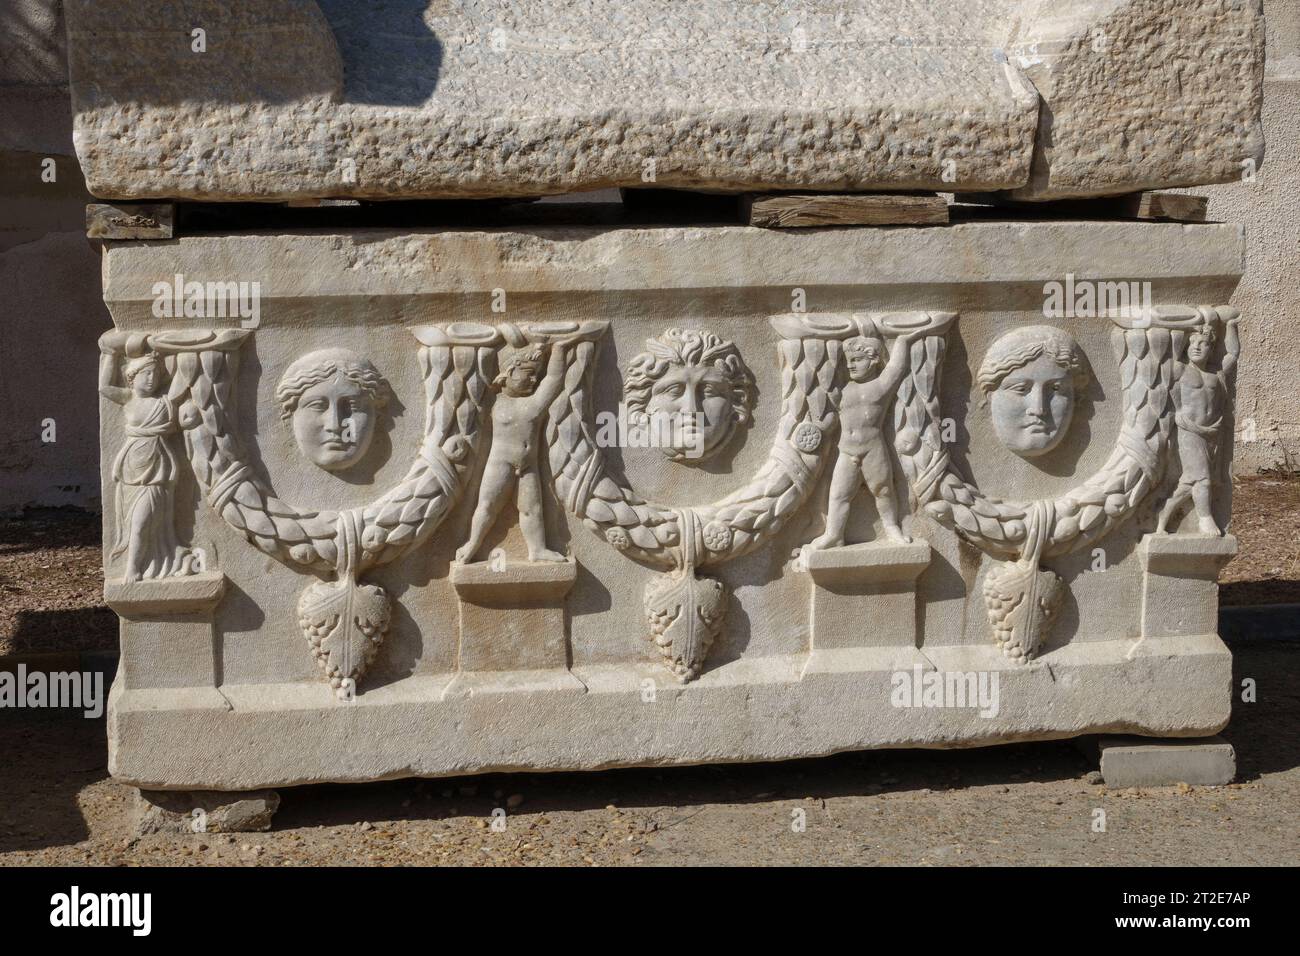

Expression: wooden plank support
xmin=954 ymin=190 xmax=1207 ymax=223
xmin=86 ymin=202 xmax=175 ymax=239
xmin=744 ymin=191 xmax=949 ymax=228
xmin=1124 ymin=192 xmax=1208 ymax=222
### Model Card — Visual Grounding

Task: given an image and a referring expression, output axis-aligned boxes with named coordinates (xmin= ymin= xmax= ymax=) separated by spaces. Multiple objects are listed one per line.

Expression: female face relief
xmin=277 ymin=349 xmax=387 ymax=472
xmin=979 ymin=327 xmax=1087 ymax=459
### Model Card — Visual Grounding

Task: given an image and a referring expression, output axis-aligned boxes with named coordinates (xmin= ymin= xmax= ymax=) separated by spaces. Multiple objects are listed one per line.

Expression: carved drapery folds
xmin=102 ymin=325 xmax=497 ymax=695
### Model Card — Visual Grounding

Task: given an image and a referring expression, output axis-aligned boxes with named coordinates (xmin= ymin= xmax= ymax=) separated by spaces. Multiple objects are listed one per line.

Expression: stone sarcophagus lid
xmin=64 ymin=0 xmax=1265 ymax=202
xmin=96 ymin=221 xmax=1244 ymax=789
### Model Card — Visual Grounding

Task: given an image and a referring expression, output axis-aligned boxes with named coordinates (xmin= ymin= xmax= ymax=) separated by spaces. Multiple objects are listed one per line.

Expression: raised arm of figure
xmin=1223 ymin=315 xmax=1240 ymax=378
xmin=98 ymin=351 xmax=131 ymax=406
xmin=870 ymin=329 xmax=924 ymax=399
xmin=533 ymin=342 xmax=569 ymax=408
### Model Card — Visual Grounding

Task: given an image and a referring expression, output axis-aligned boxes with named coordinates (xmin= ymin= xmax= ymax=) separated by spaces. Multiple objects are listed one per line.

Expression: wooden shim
xmin=745 ymin=192 xmax=949 ymax=228
xmin=1126 ymin=192 xmax=1208 ymax=222
xmin=86 ymin=202 xmax=175 ymax=239
xmin=954 ymin=190 xmax=1207 ymax=223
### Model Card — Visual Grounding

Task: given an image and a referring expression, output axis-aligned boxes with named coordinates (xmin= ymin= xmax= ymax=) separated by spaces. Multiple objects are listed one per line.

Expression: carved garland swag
xmin=99 ymin=305 xmax=1236 ymax=693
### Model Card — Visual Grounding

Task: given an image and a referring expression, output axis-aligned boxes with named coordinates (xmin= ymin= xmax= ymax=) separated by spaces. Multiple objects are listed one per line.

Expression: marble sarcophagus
xmin=95 ymin=221 xmax=1243 ymax=789
xmin=67 ymin=0 xmax=1262 ymax=790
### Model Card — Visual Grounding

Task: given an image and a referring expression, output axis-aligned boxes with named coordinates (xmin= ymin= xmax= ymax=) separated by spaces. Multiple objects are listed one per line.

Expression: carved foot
xmin=454 ymin=543 xmax=479 ymax=564
xmin=1197 ymin=517 xmax=1223 ymax=536
xmin=527 ymin=549 xmax=569 ymax=563
xmin=882 ymin=526 xmax=912 ymax=545
xmin=809 ymin=532 xmax=844 ymax=551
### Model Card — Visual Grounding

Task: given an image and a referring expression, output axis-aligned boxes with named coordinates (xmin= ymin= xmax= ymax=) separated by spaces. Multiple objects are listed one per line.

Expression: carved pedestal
xmin=1138 ymin=534 xmax=1238 ymax=641
xmin=444 ymin=558 xmax=583 ymax=697
xmin=104 ymin=573 xmax=229 ymax=726
xmin=802 ymin=541 xmax=932 ymax=675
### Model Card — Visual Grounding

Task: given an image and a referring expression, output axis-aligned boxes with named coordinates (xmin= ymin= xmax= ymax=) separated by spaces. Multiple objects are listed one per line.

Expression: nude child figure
xmin=456 ymin=342 xmax=569 ymax=563
xmin=1157 ymin=313 xmax=1240 ymax=536
xmin=811 ymin=329 xmax=924 ymax=549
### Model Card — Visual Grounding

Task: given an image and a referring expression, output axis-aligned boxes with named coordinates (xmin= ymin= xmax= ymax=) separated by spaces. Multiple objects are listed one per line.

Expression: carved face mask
xmin=291 ymin=374 xmax=378 ymax=471
xmin=989 ymin=353 xmax=1076 ymax=457
xmin=645 ymin=364 xmax=735 ymax=460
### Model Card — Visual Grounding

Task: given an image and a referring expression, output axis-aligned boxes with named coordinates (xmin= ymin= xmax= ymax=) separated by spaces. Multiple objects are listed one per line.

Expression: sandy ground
xmin=0 ymin=636 xmax=1295 ymax=867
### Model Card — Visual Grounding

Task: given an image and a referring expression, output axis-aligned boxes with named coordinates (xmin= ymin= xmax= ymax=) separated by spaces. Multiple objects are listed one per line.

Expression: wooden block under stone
xmin=86 ymin=202 xmax=175 ymax=239
xmin=745 ymin=192 xmax=949 ymax=228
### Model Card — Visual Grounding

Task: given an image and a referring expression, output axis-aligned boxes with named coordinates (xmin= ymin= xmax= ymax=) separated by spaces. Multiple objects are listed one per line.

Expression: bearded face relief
xmin=276 ymin=349 xmax=389 ymax=471
xmin=623 ymin=328 xmax=755 ymax=463
xmin=978 ymin=326 xmax=1089 ymax=458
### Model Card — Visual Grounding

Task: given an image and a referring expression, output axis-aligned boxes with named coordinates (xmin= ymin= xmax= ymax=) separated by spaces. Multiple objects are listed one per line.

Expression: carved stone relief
xmin=977 ymin=326 xmax=1090 ymax=459
xmin=1156 ymin=308 xmax=1240 ymax=536
xmin=275 ymin=348 xmax=389 ymax=472
xmin=456 ymin=340 xmax=570 ymax=564
xmin=99 ymin=330 xmax=220 ymax=583
xmin=111 ymin=324 xmax=495 ymax=696
xmin=98 ymin=302 xmax=1242 ymax=691
xmin=811 ymin=323 xmax=927 ymax=549
xmin=892 ymin=305 xmax=1240 ymax=662
xmin=622 ymin=328 xmax=755 ymax=464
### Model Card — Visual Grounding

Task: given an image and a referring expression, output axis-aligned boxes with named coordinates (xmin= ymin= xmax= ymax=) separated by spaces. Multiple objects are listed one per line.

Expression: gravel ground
xmin=1220 ymin=476 xmax=1300 ymax=605
xmin=1 ymin=637 xmax=1295 ymax=866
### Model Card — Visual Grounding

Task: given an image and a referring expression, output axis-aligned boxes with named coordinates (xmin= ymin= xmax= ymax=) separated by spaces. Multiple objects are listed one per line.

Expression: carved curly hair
xmin=976 ymin=326 xmax=1090 ymax=396
xmin=493 ymin=344 xmax=547 ymax=389
xmin=844 ymin=335 xmax=885 ymax=359
xmin=275 ymin=348 xmax=389 ymax=422
xmin=623 ymin=328 xmax=755 ymax=424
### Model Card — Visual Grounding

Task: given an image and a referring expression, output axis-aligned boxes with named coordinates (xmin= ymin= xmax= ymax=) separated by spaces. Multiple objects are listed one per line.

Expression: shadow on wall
xmin=317 ymin=0 xmax=444 ymax=106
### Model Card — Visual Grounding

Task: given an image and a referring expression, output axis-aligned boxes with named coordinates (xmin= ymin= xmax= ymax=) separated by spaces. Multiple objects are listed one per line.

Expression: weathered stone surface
xmin=135 ymin=789 xmax=280 ymax=834
xmin=94 ymin=219 xmax=1244 ymax=789
xmin=1198 ymin=0 xmax=1300 ymax=476
xmin=1098 ymin=736 xmax=1236 ymax=787
xmin=62 ymin=1 xmax=1263 ymax=201
xmin=1005 ymin=0 xmax=1266 ymax=200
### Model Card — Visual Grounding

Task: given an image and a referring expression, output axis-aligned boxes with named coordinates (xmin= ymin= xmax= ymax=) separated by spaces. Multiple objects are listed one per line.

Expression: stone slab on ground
xmin=1098 ymin=736 xmax=1237 ymax=787
xmin=135 ymin=789 xmax=280 ymax=835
